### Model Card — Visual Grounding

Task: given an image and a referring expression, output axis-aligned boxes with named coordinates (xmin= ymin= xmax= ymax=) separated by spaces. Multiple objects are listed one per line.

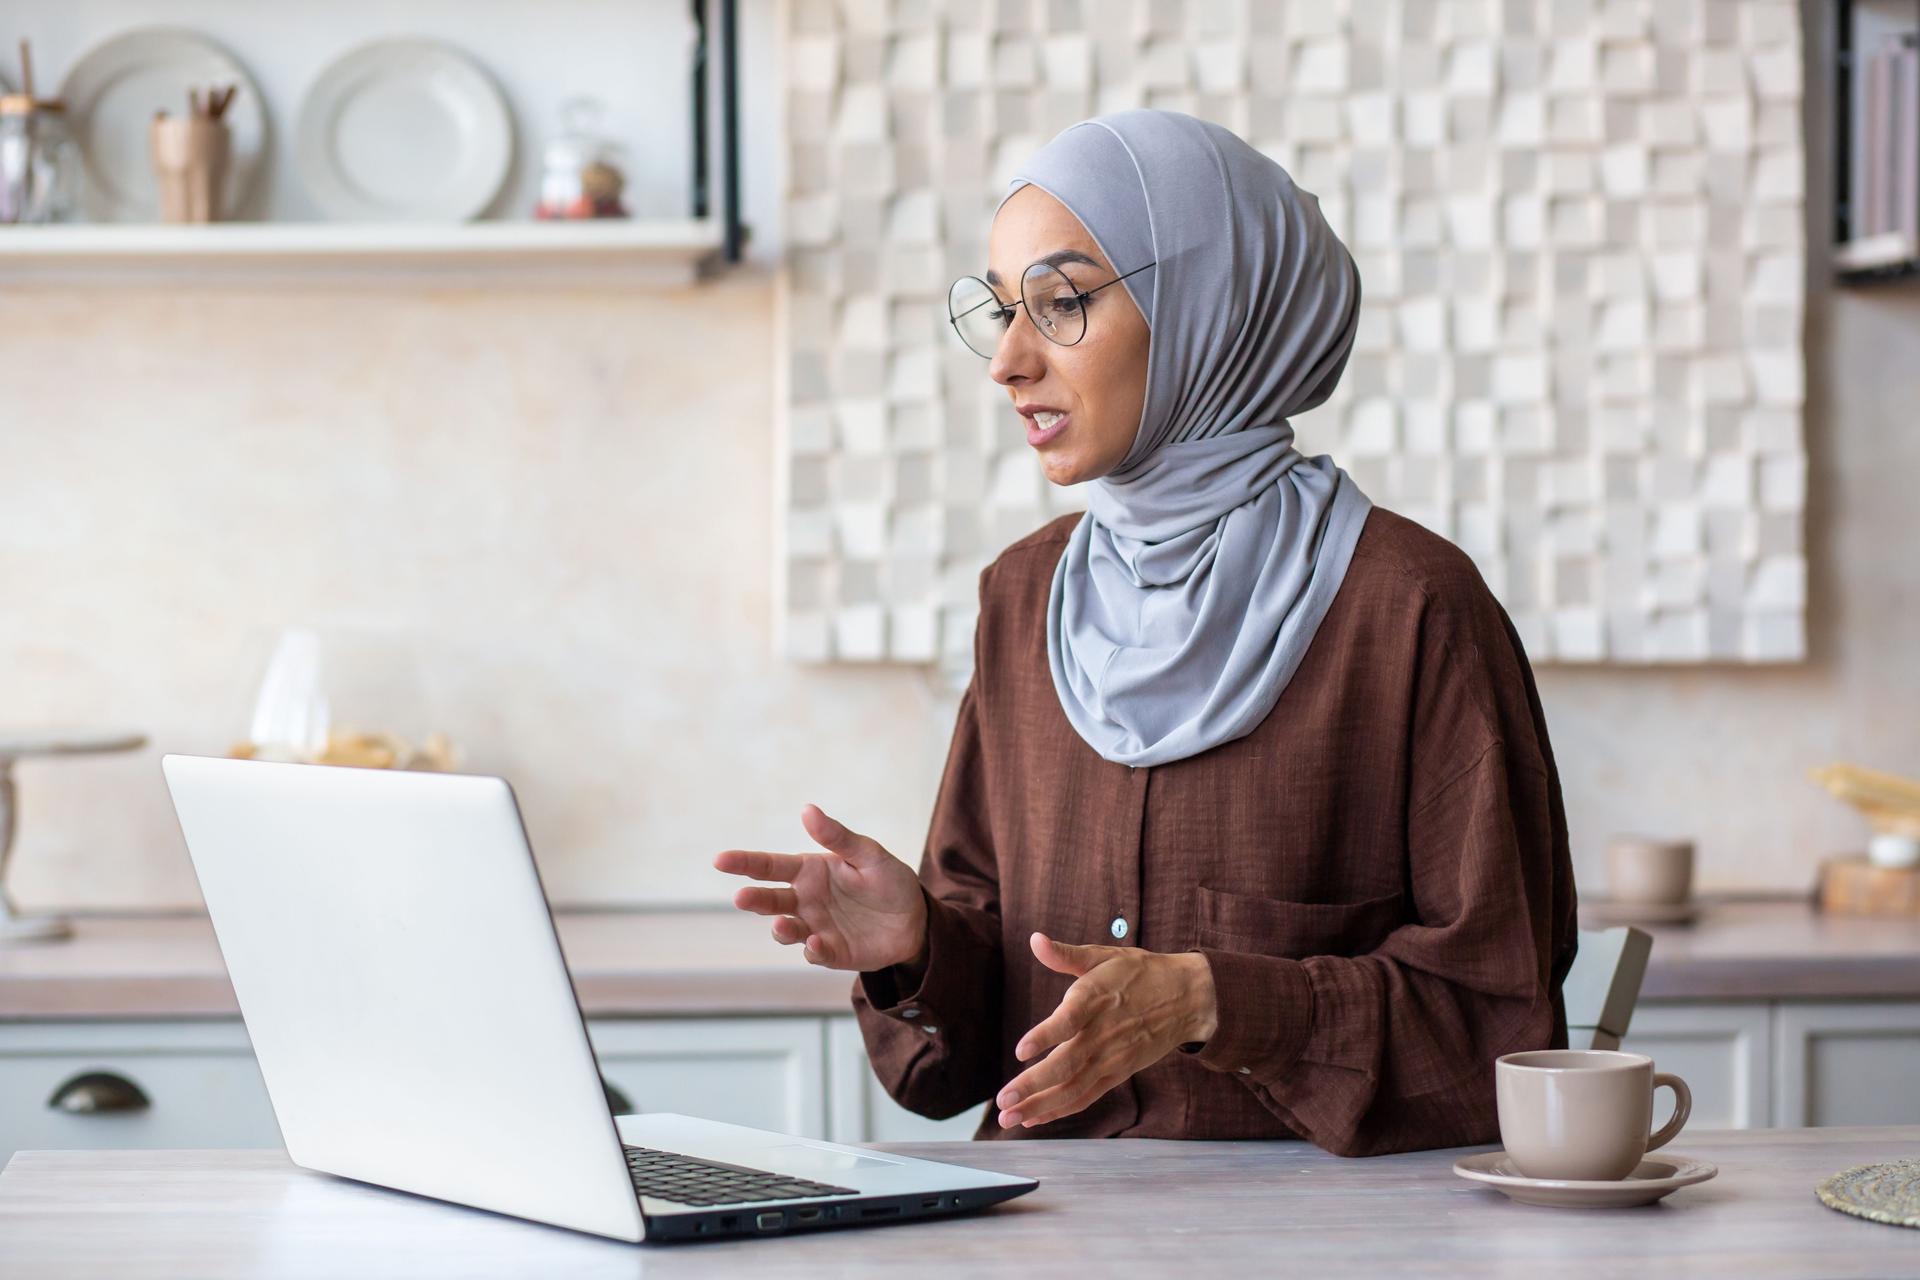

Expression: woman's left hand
xmin=995 ymin=932 xmax=1218 ymax=1130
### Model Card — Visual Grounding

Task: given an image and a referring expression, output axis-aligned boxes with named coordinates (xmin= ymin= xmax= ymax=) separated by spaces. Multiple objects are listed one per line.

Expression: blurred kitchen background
xmin=5 ymin=0 xmax=1920 ymax=1158
xmin=0 ymin=0 xmax=1913 ymax=914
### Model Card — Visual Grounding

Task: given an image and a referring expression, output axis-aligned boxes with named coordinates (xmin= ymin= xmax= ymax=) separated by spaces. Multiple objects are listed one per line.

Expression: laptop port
xmin=756 ymin=1211 xmax=784 ymax=1231
xmin=796 ymin=1208 xmax=821 ymax=1222
xmin=922 ymin=1197 xmax=941 ymax=1209
xmin=859 ymin=1205 xmax=901 ymax=1219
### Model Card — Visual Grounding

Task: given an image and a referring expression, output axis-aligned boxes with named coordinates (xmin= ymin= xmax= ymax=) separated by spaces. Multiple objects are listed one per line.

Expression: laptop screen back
xmin=162 ymin=754 xmax=645 ymax=1242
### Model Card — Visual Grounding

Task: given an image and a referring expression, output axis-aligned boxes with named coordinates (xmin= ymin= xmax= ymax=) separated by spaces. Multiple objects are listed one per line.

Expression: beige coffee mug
xmin=1495 ymin=1049 xmax=1690 ymax=1181
xmin=1605 ymin=834 xmax=1694 ymax=905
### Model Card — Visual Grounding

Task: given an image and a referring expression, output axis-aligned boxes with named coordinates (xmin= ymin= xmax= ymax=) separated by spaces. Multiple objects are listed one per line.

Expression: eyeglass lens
xmin=947 ymin=275 xmax=1006 ymax=358
xmin=945 ymin=262 xmax=1095 ymax=357
xmin=1020 ymin=263 xmax=1089 ymax=346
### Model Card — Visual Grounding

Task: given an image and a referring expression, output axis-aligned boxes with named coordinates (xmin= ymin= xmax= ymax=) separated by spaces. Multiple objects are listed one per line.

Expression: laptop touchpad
xmin=764 ymin=1144 xmax=905 ymax=1173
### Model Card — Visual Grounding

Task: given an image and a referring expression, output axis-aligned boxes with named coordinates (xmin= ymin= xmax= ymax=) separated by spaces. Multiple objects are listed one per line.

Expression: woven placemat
xmin=1815 ymin=1159 xmax=1920 ymax=1228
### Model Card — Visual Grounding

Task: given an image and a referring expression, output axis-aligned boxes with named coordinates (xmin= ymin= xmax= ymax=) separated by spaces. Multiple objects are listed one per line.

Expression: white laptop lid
xmin=162 ymin=754 xmax=646 ymax=1243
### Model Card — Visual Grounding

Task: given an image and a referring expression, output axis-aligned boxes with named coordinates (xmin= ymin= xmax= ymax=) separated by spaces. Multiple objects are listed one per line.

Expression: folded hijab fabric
xmin=1004 ymin=109 xmax=1374 ymax=768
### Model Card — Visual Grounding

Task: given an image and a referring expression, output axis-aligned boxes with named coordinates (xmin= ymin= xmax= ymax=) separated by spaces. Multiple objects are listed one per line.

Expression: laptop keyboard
xmin=622 ymin=1144 xmax=858 ymax=1207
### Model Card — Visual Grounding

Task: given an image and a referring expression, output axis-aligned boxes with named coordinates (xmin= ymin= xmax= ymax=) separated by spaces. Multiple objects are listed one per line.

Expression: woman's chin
xmin=1037 ymin=443 xmax=1122 ymax=488
xmin=1037 ymin=450 xmax=1090 ymax=486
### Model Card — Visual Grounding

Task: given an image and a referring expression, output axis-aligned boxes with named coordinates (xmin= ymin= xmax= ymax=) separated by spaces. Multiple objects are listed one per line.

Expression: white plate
xmin=58 ymin=26 xmax=267 ymax=222
xmin=296 ymin=38 xmax=512 ymax=222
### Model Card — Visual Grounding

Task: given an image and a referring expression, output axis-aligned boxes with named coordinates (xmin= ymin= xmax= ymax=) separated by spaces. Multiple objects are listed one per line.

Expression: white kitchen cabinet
xmin=1618 ymin=1002 xmax=1773 ymax=1130
xmin=1772 ymin=1001 xmax=1920 ymax=1128
xmin=587 ymin=1017 xmax=829 ymax=1139
xmin=0 ymin=1022 xmax=280 ymax=1162
xmin=825 ymin=1016 xmax=986 ymax=1144
xmin=0 ymin=1017 xmax=832 ymax=1163
xmin=10 ymin=999 xmax=1920 ymax=1163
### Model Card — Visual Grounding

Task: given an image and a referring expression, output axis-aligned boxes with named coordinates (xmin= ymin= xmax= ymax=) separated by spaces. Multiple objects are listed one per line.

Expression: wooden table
xmin=3 ymin=1128 xmax=1918 ymax=1278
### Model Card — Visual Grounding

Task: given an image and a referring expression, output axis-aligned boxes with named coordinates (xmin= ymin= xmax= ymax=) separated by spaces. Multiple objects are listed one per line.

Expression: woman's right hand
xmin=713 ymin=804 xmax=928 ymax=973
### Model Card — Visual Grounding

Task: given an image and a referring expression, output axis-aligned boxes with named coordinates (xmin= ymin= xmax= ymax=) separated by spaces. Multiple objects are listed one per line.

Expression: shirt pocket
xmin=1192 ymin=885 xmax=1405 ymax=959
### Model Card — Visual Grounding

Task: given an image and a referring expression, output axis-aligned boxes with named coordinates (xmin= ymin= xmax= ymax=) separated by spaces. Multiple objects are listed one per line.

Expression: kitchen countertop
xmin=0 ymin=908 xmax=844 ymax=1019
xmin=4 ymin=1127 xmax=1918 ymax=1277
xmin=0 ymin=897 xmax=1917 ymax=1020
xmin=1631 ymin=896 xmax=1920 ymax=1000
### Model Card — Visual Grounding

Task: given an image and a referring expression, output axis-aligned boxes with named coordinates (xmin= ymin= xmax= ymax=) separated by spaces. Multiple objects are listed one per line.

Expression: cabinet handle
xmin=47 ymin=1071 xmax=151 ymax=1115
xmin=602 ymin=1075 xmax=635 ymax=1116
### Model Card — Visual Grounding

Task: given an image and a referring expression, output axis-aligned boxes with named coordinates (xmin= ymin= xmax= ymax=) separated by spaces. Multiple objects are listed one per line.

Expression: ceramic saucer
xmin=1453 ymin=1150 xmax=1718 ymax=1207
xmin=1578 ymin=898 xmax=1700 ymax=927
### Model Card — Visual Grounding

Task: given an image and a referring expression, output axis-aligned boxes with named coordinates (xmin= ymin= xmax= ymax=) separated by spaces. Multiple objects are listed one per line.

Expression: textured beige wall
xmin=2 ymin=263 xmax=1912 ymax=912
xmin=1 ymin=274 xmax=956 ymax=910
xmin=1532 ymin=257 xmax=1920 ymax=890
xmin=1 ymin=260 xmax=1913 ymax=911
xmin=1533 ymin=4 xmax=1920 ymax=896
xmin=778 ymin=0 xmax=1811 ymax=669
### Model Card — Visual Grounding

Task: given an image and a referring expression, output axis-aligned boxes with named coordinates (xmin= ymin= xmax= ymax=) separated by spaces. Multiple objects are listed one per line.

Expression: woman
xmin=717 ymin=110 xmax=1576 ymax=1157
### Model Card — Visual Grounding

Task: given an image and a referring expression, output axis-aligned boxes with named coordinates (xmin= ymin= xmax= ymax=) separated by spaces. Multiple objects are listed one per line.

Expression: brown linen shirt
xmin=851 ymin=505 xmax=1578 ymax=1157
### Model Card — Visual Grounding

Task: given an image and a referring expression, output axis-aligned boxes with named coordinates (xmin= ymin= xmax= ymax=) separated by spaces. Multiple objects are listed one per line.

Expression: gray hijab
xmin=1005 ymin=109 xmax=1373 ymax=767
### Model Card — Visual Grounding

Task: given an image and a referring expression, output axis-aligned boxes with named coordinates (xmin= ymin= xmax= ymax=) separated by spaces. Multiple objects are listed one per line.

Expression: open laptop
xmin=160 ymin=754 xmax=1035 ymax=1243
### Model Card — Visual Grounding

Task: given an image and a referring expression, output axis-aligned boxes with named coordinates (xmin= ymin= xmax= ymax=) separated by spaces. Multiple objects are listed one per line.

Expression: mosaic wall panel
xmin=777 ymin=0 xmax=1808 ymax=674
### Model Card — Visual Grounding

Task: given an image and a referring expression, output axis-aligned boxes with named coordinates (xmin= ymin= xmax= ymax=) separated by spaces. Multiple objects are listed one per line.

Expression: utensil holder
xmin=149 ymin=116 xmax=229 ymax=222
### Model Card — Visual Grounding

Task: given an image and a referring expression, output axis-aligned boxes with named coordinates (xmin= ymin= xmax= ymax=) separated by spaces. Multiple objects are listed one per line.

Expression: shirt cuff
xmin=855 ymin=885 xmax=966 ymax=1037
xmin=1177 ymin=948 xmax=1315 ymax=1079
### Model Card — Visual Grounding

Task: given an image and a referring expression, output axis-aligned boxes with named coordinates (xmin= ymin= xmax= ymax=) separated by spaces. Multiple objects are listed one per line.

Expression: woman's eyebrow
xmin=985 ymin=248 xmax=1103 ymax=289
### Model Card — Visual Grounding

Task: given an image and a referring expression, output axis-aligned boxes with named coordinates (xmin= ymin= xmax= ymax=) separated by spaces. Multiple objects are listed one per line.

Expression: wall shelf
xmin=1 ymin=0 xmax=744 ymax=284
xmin=0 ymin=218 xmax=727 ymax=286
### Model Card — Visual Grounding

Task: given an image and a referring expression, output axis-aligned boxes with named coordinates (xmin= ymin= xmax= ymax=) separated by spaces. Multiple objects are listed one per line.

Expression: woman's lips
xmin=1026 ymin=411 xmax=1069 ymax=448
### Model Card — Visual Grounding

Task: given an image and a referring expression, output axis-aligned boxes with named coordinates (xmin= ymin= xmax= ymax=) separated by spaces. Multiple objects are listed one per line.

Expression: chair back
xmin=1562 ymin=925 xmax=1652 ymax=1050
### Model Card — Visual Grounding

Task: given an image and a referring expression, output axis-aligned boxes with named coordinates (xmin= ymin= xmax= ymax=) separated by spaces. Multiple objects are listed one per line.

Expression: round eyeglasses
xmin=946 ymin=259 xmax=1155 ymax=358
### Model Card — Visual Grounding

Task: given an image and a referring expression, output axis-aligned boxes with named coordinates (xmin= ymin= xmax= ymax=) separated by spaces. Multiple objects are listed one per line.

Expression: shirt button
xmin=1110 ymin=916 xmax=1129 ymax=940
xmin=900 ymin=1007 xmax=919 ymax=1019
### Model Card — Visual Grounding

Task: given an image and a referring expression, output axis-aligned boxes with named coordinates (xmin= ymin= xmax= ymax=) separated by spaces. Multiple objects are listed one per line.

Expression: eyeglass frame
xmin=946 ymin=257 xmax=1157 ymax=357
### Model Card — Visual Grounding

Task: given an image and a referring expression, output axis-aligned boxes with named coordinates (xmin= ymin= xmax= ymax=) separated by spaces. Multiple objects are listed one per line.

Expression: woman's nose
xmin=989 ymin=309 xmax=1048 ymax=386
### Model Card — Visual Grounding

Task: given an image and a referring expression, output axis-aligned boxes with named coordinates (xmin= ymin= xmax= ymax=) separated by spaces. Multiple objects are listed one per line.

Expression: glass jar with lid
xmin=534 ymin=95 xmax=630 ymax=220
xmin=0 ymin=92 xmax=79 ymax=223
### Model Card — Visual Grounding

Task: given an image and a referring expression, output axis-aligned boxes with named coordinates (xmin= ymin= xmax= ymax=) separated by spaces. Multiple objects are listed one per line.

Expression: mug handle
xmin=1647 ymin=1072 xmax=1691 ymax=1152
